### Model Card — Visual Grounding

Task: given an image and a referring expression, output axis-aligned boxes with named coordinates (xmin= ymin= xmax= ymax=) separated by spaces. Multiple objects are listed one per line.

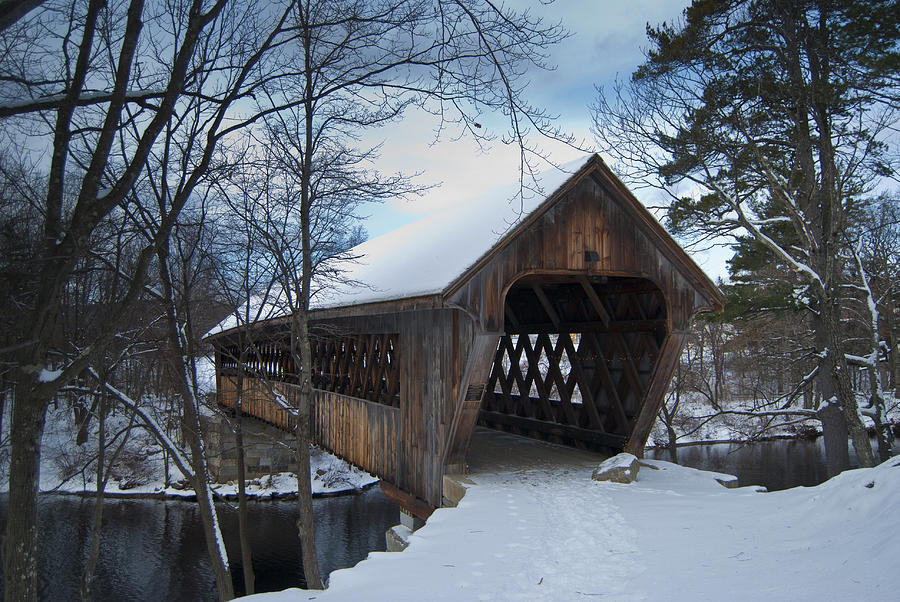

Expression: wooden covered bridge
xmin=208 ymin=155 xmax=724 ymax=518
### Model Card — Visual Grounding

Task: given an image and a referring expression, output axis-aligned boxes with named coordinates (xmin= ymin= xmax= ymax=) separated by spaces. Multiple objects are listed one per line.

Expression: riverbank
xmin=648 ymin=390 xmax=900 ymax=447
xmin=41 ymin=470 xmax=380 ymax=502
xmin=0 ymin=402 xmax=378 ymax=499
xmin=246 ymin=455 xmax=900 ymax=601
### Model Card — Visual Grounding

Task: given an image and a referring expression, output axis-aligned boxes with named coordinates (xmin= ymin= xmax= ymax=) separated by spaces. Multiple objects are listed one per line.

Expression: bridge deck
xmin=465 ymin=427 xmax=607 ymax=476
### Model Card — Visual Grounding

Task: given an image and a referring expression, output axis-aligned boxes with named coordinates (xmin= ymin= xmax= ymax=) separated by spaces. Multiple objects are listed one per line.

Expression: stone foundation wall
xmin=203 ymin=414 xmax=298 ymax=482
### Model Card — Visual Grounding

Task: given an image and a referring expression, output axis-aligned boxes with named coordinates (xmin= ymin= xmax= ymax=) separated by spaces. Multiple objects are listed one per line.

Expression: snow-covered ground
xmin=246 ymin=456 xmax=900 ymax=601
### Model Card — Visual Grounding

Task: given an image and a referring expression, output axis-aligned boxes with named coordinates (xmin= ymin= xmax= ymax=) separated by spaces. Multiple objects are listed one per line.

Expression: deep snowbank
xmin=245 ymin=457 xmax=900 ymax=601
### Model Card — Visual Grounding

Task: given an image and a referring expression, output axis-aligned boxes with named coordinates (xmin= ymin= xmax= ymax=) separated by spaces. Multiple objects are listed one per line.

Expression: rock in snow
xmin=591 ymin=452 xmax=640 ymax=483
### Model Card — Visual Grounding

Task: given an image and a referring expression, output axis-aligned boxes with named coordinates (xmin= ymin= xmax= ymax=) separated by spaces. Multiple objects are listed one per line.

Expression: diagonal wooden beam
xmin=531 ymin=283 xmax=561 ymax=330
xmin=537 ymin=333 xmax=577 ymax=425
xmin=385 ymin=335 xmax=400 ymax=406
xmin=578 ymin=276 xmax=611 ymax=327
xmin=362 ymin=334 xmax=378 ymax=400
xmin=521 ymin=334 xmax=557 ymax=421
xmin=488 ymin=336 xmax=514 ymax=413
xmin=582 ymin=332 xmax=630 ymax=435
xmin=504 ymin=300 xmax=521 ymax=332
xmin=374 ymin=334 xmax=390 ymax=402
xmin=627 ymin=292 xmax=647 ymax=321
xmin=559 ymin=334 xmax=606 ymax=431
xmin=613 ymin=333 xmax=646 ymax=402
xmin=545 ymin=335 xmax=586 ymax=429
xmin=625 ymin=333 xmax=687 ymax=456
xmin=509 ymin=336 xmax=531 ymax=413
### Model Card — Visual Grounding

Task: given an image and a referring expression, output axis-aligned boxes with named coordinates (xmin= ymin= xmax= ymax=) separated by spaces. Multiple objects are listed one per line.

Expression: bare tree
xmin=857 ymin=197 xmax=900 ymax=397
xmin=209 ymin=0 xmax=573 ymax=589
xmin=78 ymin=379 xmax=139 ymax=602
xmin=0 ymin=0 xmax=308 ymax=597
xmin=154 ymin=213 xmax=236 ymax=599
xmin=2 ymin=0 xmax=570 ymax=596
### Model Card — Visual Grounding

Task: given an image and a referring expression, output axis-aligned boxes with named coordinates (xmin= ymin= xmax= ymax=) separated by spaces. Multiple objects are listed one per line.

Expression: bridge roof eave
xmin=205 ymin=293 xmax=448 ymax=344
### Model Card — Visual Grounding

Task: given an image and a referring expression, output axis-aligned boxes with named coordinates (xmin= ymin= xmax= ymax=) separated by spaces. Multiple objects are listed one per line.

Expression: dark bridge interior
xmin=478 ymin=275 xmax=667 ymax=454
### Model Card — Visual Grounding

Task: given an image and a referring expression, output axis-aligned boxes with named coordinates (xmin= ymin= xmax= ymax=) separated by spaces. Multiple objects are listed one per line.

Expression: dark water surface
xmin=646 ymin=438 xmax=832 ymax=490
xmin=0 ymin=487 xmax=398 ymax=601
xmin=645 ymin=436 xmax=894 ymax=491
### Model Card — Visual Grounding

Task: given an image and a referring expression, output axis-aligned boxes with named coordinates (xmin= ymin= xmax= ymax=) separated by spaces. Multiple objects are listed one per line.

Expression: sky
xmin=357 ymin=0 xmax=733 ymax=281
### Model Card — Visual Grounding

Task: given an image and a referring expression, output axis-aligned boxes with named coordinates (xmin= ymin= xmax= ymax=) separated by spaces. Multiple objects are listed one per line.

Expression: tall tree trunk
xmin=824 ymin=306 xmax=875 ymax=469
xmin=294 ymin=346 xmax=323 ymax=589
xmin=807 ymin=6 xmax=874 ymax=470
xmin=817 ymin=401 xmax=849 ymax=477
xmin=235 ymin=369 xmax=255 ymax=595
xmin=179 ymin=378 xmax=235 ymax=601
xmin=293 ymin=12 xmax=323 ymax=589
xmin=81 ymin=395 xmax=106 ymax=602
xmin=3 ymin=379 xmax=47 ymax=602
xmin=158 ymin=250 xmax=234 ymax=601
xmin=292 ymin=315 xmax=322 ymax=589
xmin=812 ymin=313 xmax=851 ymax=475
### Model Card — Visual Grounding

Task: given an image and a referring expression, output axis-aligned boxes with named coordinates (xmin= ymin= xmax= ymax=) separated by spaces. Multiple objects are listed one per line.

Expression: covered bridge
xmin=208 ymin=154 xmax=724 ymax=518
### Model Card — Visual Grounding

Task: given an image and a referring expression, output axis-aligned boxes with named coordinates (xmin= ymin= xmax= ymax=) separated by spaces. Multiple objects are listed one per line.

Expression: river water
xmin=646 ymin=436 xmax=895 ymax=491
xmin=0 ymin=436 xmax=881 ymax=600
xmin=0 ymin=487 xmax=398 ymax=601
xmin=646 ymin=438 xmax=834 ymax=491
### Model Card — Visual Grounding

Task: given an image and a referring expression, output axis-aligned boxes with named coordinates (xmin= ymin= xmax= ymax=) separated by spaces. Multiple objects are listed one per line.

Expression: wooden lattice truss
xmin=481 ymin=275 xmax=667 ymax=452
xmin=217 ymin=330 xmax=399 ymax=411
xmin=311 ymin=333 xmax=400 ymax=407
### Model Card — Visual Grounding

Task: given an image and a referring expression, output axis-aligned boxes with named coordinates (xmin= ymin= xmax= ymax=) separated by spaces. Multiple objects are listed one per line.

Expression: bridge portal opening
xmin=477 ymin=275 xmax=667 ymax=454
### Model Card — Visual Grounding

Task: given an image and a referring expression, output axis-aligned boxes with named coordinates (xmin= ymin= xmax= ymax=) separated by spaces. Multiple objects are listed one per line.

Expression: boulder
xmin=591 ymin=453 xmax=640 ymax=484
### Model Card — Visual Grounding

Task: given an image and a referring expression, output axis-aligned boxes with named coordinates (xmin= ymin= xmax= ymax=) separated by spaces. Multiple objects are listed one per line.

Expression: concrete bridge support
xmin=203 ymin=414 xmax=298 ymax=482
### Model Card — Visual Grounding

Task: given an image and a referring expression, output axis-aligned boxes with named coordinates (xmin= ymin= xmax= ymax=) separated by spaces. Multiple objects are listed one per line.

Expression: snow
xmin=648 ymin=390 xmax=900 ymax=448
xmin=207 ymin=156 xmax=590 ymax=336
xmin=0 ymin=398 xmax=377 ymax=499
xmin=596 ymin=452 xmax=638 ymax=472
xmin=243 ymin=457 xmax=900 ymax=602
xmin=37 ymin=367 xmax=63 ymax=383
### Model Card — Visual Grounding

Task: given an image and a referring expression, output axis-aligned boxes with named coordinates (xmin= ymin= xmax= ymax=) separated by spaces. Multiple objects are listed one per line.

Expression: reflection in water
xmin=645 ymin=437 xmax=868 ymax=491
xmin=0 ymin=487 xmax=398 ymax=601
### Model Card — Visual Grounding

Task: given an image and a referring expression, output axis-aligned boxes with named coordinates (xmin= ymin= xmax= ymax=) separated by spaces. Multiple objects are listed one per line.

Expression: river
xmin=0 ymin=487 xmax=398 ymax=601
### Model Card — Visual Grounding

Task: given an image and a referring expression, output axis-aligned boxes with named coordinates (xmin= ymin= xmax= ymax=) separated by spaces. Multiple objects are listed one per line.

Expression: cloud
xmin=360 ymin=1 xmax=694 ymax=235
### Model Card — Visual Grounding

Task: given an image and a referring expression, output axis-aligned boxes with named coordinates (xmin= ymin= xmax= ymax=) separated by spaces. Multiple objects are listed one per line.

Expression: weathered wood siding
xmin=311 ymin=390 xmax=399 ymax=484
xmin=218 ymin=375 xmax=298 ymax=431
xmin=446 ymin=173 xmax=718 ymax=333
xmin=305 ymin=308 xmax=479 ymax=508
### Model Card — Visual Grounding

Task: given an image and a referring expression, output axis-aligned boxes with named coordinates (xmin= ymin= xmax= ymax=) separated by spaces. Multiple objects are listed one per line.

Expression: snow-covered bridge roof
xmin=208 ymin=154 xmax=723 ymax=338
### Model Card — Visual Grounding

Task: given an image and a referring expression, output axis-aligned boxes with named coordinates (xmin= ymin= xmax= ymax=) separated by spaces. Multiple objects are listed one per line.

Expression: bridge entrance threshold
xmin=442 ymin=427 xmax=609 ymax=507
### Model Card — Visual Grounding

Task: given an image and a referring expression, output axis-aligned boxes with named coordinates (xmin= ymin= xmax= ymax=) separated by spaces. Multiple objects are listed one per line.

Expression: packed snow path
xmin=248 ymin=432 xmax=900 ymax=601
